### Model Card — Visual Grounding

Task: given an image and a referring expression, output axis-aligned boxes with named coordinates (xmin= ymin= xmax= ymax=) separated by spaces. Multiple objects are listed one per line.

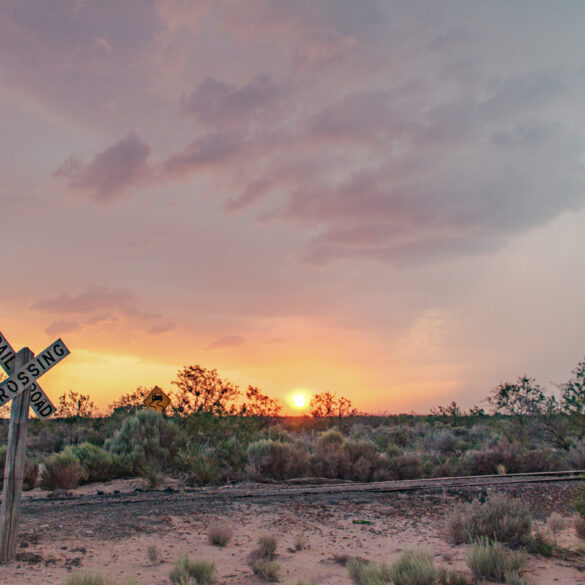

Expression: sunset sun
xmin=286 ymin=390 xmax=311 ymax=412
xmin=292 ymin=393 xmax=307 ymax=409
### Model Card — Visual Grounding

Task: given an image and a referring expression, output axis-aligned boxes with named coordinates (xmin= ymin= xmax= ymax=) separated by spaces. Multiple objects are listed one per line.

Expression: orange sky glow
xmin=2 ymin=2 xmax=585 ymax=417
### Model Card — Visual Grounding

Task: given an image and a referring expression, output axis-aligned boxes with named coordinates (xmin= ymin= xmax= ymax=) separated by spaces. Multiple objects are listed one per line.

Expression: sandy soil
xmin=2 ymin=479 xmax=585 ymax=585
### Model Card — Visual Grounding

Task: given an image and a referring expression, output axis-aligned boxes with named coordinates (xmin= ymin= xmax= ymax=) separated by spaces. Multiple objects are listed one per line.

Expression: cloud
xmin=309 ymin=89 xmax=414 ymax=143
xmin=207 ymin=335 xmax=246 ymax=349
xmin=54 ymin=132 xmax=151 ymax=203
xmin=44 ymin=320 xmax=81 ymax=337
xmin=147 ymin=323 xmax=176 ymax=335
xmin=164 ymin=131 xmax=243 ymax=176
xmin=182 ymin=74 xmax=290 ymax=126
xmin=32 ymin=287 xmax=135 ymax=314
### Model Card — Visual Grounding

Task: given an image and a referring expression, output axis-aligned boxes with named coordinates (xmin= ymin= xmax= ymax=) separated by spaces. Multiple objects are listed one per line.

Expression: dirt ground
xmin=2 ymin=479 xmax=585 ymax=585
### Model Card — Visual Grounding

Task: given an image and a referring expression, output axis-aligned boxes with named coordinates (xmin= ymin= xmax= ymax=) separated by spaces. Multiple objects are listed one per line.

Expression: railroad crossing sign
xmin=0 ymin=331 xmax=56 ymax=419
xmin=0 ymin=334 xmax=70 ymax=563
xmin=0 ymin=338 xmax=69 ymax=410
xmin=143 ymin=386 xmax=170 ymax=413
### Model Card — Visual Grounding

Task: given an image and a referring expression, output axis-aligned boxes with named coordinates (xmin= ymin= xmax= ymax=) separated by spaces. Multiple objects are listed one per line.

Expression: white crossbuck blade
xmin=0 ymin=334 xmax=69 ymax=416
xmin=0 ymin=331 xmax=57 ymax=418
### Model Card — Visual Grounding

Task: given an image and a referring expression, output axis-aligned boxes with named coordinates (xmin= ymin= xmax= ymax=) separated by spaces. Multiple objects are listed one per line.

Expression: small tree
xmin=240 ymin=386 xmax=281 ymax=417
xmin=310 ymin=391 xmax=356 ymax=419
xmin=57 ymin=389 xmax=95 ymax=418
xmin=171 ymin=365 xmax=240 ymax=416
xmin=109 ymin=385 xmax=156 ymax=414
xmin=561 ymin=358 xmax=585 ymax=438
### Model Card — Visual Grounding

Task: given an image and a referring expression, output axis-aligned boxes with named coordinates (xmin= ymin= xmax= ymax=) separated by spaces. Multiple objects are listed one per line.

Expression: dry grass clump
xmin=248 ymin=535 xmax=280 ymax=582
xmin=346 ymin=557 xmax=389 ymax=585
xmin=65 ymin=573 xmax=138 ymax=585
xmin=436 ymin=567 xmax=470 ymax=585
xmin=147 ymin=544 xmax=159 ymax=563
xmin=207 ymin=520 xmax=233 ymax=547
xmin=466 ymin=538 xmax=526 ymax=583
xmin=40 ymin=452 xmax=83 ymax=490
xmin=389 ymin=550 xmax=436 ymax=585
xmin=169 ymin=554 xmax=215 ymax=585
xmin=574 ymin=515 xmax=585 ymax=540
xmin=547 ymin=512 xmax=569 ymax=536
xmin=294 ymin=534 xmax=307 ymax=551
xmin=446 ymin=493 xmax=531 ymax=547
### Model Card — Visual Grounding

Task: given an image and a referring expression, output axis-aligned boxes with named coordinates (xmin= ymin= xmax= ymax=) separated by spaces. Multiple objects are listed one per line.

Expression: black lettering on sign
xmin=6 ymin=380 xmax=19 ymax=394
xmin=0 ymin=387 xmax=8 ymax=402
xmin=27 ymin=363 xmax=41 ymax=377
xmin=4 ymin=354 xmax=15 ymax=369
xmin=30 ymin=390 xmax=42 ymax=402
xmin=53 ymin=341 xmax=66 ymax=357
xmin=16 ymin=370 xmax=30 ymax=386
xmin=39 ymin=404 xmax=54 ymax=417
xmin=0 ymin=343 xmax=9 ymax=358
xmin=42 ymin=351 xmax=56 ymax=368
xmin=36 ymin=357 xmax=47 ymax=372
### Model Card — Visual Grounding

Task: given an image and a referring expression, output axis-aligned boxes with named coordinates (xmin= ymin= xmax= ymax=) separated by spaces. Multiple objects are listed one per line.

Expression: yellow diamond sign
xmin=143 ymin=386 xmax=171 ymax=413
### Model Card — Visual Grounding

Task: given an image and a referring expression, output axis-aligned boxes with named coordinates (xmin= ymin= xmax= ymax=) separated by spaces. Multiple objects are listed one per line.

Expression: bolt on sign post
xmin=0 ymin=335 xmax=70 ymax=563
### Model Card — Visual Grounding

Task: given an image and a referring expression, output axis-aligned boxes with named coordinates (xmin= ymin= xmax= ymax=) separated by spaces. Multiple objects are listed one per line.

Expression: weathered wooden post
xmin=0 ymin=334 xmax=69 ymax=563
xmin=0 ymin=347 xmax=33 ymax=562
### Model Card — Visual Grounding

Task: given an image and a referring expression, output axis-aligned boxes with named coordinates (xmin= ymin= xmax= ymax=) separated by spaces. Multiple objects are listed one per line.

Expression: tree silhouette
xmin=171 ymin=365 xmax=240 ymax=415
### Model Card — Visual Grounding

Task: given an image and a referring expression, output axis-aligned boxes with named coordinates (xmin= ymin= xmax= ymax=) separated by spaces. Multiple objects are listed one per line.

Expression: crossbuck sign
xmin=0 ymin=332 xmax=70 ymax=563
xmin=0 ymin=331 xmax=59 ymax=418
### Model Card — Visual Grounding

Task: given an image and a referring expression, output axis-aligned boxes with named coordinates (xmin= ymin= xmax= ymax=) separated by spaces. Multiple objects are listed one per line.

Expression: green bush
xmin=64 ymin=442 xmax=126 ymax=483
xmin=389 ymin=550 xmax=436 ymax=585
xmin=169 ymin=554 xmax=215 ymax=585
xmin=105 ymin=410 xmax=182 ymax=474
xmin=466 ymin=538 xmax=526 ymax=582
xmin=40 ymin=451 xmax=83 ymax=490
xmin=446 ymin=494 xmax=531 ymax=547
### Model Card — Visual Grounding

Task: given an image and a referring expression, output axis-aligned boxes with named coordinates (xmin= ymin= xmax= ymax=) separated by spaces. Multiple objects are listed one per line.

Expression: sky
xmin=1 ymin=0 xmax=585 ymax=415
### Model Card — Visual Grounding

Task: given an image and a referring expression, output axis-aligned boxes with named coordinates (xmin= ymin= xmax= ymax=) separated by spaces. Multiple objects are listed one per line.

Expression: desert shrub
xmin=574 ymin=515 xmax=585 ymax=540
xmin=208 ymin=520 xmax=233 ymax=546
xmin=294 ymin=534 xmax=307 ymax=551
xmin=341 ymin=438 xmax=380 ymax=481
xmin=169 ymin=555 xmax=215 ymax=585
xmin=0 ymin=447 xmax=38 ymax=490
xmin=64 ymin=442 xmax=126 ymax=483
xmin=346 ymin=557 xmax=389 ymax=585
xmin=446 ymin=494 xmax=531 ymax=547
xmin=436 ymin=568 xmax=470 ymax=585
xmin=389 ymin=549 xmax=436 ymax=585
xmin=250 ymin=558 xmax=280 ymax=582
xmin=147 ymin=544 xmax=159 ymax=563
xmin=574 ymin=483 xmax=585 ymax=518
xmin=247 ymin=439 xmax=309 ymax=480
xmin=547 ymin=512 xmax=569 ymax=537
xmin=387 ymin=453 xmax=424 ymax=480
xmin=65 ymin=572 xmax=138 ymax=585
xmin=256 ymin=535 xmax=277 ymax=559
xmin=137 ymin=463 xmax=163 ymax=489
xmin=248 ymin=535 xmax=279 ymax=581
xmin=466 ymin=538 xmax=526 ymax=582
xmin=105 ymin=410 xmax=181 ymax=474
xmin=40 ymin=451 xmax=83 ymax=490
xmin=178 ymin=445 xmax=222 ymax=486
xmin=23 ymin=457 xmax=39 ymax=490
xmin=462 ymin=441 xmax=523 ymax=475
xmin=423 ymin=429 xmax=464 ymax=455
xmin=527 ymin=531 xmax=554 ymax=557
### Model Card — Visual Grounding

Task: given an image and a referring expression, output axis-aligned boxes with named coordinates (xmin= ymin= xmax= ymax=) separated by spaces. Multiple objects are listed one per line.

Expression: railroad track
xmin=18 ymin=469 xmax=585 ymax=512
